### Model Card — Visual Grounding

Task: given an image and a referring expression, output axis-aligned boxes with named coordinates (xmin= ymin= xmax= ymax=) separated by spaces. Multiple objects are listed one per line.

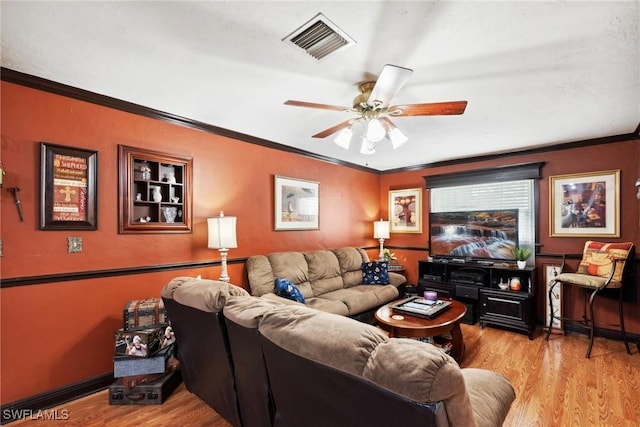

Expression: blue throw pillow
xmin=362 ymin=261 xmax=390 ymax=284
xmin=274 ymin=278 xmax=305 ymax=303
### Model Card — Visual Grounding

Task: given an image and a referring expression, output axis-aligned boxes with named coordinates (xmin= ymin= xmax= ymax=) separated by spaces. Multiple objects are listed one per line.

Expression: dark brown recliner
xmin=161 ymin=277 xmax=249 ymax=427
xmin=224 ymin=296 xmax=448 ymax=427
xmin=545 ymin=241 xmax=635 ymax=358
xmin=257 ymin=303 xmax=515 ymax=427
xmin=223 ymin=297 xmax=285 ymax=427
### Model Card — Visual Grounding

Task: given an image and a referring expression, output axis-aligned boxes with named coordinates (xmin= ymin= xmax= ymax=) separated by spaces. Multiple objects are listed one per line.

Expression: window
xmin=424 ymin=163 xmax=543 ymax=255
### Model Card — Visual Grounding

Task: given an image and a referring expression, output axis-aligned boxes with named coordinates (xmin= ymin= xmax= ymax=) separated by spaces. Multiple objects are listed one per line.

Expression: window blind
xmin=430 ymin=180 xmax=535 ymax=247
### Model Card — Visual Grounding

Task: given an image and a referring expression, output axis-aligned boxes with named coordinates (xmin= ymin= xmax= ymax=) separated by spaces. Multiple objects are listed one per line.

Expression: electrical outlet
xmin=67 ymin=237 xmax=83 ymax=253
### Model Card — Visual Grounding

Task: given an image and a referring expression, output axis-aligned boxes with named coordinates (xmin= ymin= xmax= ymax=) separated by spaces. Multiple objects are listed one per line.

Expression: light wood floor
xmin=10 ymin=325 xmax=640 ymax=426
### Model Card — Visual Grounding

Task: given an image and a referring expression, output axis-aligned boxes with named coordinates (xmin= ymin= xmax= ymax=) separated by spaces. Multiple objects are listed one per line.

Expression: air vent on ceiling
xmin=283 ymin=13 xmax=356 ymax=61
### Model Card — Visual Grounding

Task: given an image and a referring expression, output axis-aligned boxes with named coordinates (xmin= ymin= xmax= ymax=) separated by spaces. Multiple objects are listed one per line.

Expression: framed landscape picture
xmin=389 ymin=188 xmax=422 ymax=233
xmin=274 ymin=176 xmax=319 ymax=230
xmin=549 ymin=170 xmax=619 ymax=237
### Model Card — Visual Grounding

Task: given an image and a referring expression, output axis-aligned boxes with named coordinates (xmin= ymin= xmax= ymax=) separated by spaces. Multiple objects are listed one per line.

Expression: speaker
xmin=460 ymin=301 xmax=477 ymax=325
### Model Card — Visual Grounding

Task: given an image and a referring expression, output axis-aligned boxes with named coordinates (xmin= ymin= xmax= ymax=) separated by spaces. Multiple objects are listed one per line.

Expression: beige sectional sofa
xmin=246 ymin=247 xmax=406 ymax=320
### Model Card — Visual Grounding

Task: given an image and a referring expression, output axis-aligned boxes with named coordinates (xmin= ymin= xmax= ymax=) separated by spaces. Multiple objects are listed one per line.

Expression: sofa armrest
xmin=389 ymin=271 xmax=407 ymax=287
xmin=161 ymin=277 xmax=249 ymax=313
xmin=462 ymin=368 xmax=515 ymax=427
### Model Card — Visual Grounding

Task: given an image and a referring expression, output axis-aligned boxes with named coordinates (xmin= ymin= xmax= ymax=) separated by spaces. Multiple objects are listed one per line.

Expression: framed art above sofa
xmin=274 ymin=175 xmax=319 ymax=230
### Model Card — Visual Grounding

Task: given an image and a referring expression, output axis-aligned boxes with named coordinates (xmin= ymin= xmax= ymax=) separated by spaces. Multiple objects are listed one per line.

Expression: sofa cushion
xmin=318 ymin=285 xmax=399 ymax=316
xmin=259 ymin=304 xmax=388 ymax=377
xmin=362 ymin=261 xmax=390 ymax=284
xmin=259 ymin=293 xmax=349 ymax=316
xmin=576 ymin=241 xmax=633 ymax=284
xmin=303 ymin=297 xmax=350 ymax=316
xmin=304 ymin=250 xmax=344 ymax=295
xmin=245 ymin=255 xmax=276 ymax=297
xmin=333 ymin=247 xmax=370 ymax=288
xmin=275 ymin=278 xmax=305 ymax=303
xmin=363 ymin=338 xmax=476 ymax=427
xmin=267 ymin=252 xmax=313 ymax=298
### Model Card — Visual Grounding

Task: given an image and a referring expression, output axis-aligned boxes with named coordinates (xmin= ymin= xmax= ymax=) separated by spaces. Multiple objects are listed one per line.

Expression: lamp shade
xmin=334 ymin=126 xmax=353 ymax=149
xmin=207 ymin=212 xmax=237 ymax=249
xmin=373 ymin=219 xmax=390 ymax=239
xmin=388 ymin=125 xmax=408 ymax=149
xmin=366 ymin=118 xmax=386 ymax=142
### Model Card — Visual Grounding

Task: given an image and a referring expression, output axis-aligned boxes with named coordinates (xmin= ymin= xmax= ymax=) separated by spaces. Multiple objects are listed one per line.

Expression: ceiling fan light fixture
xmin=388 ymin=125 xmax=408 ymax=149
xmin=360 ymin=138 xmax=376 ymax=155
xmin=366 ymin=118 xmax=386 ymax=142
xmin=334 ymin=126 xmax=353 ymax=149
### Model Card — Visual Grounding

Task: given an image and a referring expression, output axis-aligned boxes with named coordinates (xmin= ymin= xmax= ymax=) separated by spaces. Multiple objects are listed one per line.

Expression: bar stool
xmin=545 ymin=241 xmax=635 ymax=358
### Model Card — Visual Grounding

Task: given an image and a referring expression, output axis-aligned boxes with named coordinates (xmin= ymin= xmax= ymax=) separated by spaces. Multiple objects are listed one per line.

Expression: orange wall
xmin=381 ymin=140 xmax=640 ymax=334
xmin=2 ymin=80 xmax=639 ymax=404
xmin=0 ymin=82 xmax=381 ymax=403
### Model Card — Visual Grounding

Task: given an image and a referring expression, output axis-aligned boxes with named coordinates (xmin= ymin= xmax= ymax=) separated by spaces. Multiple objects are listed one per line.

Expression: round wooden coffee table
xmin=375 ymin=298 xmax=467 ymax=363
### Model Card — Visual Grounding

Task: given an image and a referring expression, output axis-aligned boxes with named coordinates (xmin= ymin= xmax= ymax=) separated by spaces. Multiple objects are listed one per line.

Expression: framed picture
xmin=40 ymin=142 xmax=98 ymax=230
xmin=274 ymin=176 xmax=319 ymax=230
xmin=389 ymin=188 xmax=422 ymax=233
xmin=544 ymin=264 xmax=563 ymax=334
xmin=549 ymin=169 xmax=620 ymax=237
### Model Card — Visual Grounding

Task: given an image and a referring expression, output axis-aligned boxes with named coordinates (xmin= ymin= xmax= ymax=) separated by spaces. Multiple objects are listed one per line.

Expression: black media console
xmin=417 ymin=259 xmax=536 ymax=339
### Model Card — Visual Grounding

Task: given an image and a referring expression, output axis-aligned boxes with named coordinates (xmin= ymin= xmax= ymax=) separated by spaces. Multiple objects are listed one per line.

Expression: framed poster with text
xmin=40 ymin=142 xmax=98 ymax=230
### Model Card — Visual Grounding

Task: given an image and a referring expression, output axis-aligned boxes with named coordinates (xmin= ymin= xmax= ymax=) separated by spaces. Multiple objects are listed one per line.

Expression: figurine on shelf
xmin=150 ymin=185 xmax=162 ymax=202
xmin=140 ymin=161 xmax=151 ymax=180
xmin=162 ymin=207 xmax=178 ymax=223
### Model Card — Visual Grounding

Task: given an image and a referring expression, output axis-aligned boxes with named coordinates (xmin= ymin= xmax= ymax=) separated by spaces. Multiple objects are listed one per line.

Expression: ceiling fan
xmin=284 ymin=64 xmax=467 ymax=154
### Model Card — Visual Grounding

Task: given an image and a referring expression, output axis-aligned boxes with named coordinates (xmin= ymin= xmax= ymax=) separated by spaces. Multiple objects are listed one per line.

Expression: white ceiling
xmin=2 ymin=1 xmax=638 ymax=171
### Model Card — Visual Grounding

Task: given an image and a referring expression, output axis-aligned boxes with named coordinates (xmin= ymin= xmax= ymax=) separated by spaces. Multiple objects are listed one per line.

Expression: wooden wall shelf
xmin=118 ymin=145 xmax=193 ymax=233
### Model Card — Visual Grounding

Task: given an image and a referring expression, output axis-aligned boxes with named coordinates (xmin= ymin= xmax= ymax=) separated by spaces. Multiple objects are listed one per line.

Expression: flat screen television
xmin=429 ymin=209 xmax=519 ymax=261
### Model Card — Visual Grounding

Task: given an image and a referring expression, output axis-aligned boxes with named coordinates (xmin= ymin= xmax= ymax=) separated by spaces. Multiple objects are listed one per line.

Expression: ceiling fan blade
xmin=367 ymin=64 xmax=413 ymax=107
xmin=284 ymin=100 xmax=352 ymax=112
xmin=388 ymin=101 xmax=468 ymax=116
xmin=312 ymin=119 xmax=354 ymax=138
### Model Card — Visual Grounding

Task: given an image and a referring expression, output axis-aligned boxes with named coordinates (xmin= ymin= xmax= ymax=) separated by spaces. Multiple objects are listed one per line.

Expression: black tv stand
xmin=418 ymin=260 xmax=536 ymax=339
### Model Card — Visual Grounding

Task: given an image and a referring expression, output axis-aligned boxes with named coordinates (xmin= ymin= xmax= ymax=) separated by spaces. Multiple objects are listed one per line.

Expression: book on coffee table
xmin=390 ymin=297 xmax=451 ymax=320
